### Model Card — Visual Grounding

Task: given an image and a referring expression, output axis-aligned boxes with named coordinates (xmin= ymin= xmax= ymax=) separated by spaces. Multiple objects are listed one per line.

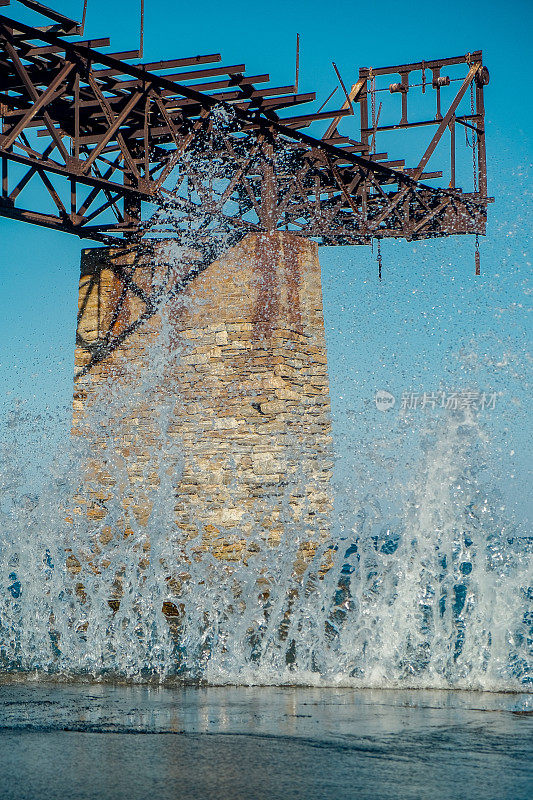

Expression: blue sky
xmin=0 ymin=0 xmax=531 ymax=528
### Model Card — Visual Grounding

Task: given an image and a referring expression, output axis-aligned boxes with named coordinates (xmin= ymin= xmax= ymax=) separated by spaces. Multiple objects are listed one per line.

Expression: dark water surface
xmin=0 ymin=681 xmax=531 ymax=800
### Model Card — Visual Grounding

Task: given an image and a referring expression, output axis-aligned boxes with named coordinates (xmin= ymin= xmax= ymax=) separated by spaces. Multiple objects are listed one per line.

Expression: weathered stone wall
xmin=71 ymin=232 xmax=333 ymax=587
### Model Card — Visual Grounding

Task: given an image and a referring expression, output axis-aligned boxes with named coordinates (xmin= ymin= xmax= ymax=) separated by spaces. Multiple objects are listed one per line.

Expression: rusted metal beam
xmin=0 ymin=28 xmax=70 ymax=160
xmin=25 ymin=38 xmax=111 ymax=57
xmin=15 ymin=1 xmax=80 ymax=33
xmin=359 ymin=52 xmax=482 ymax=77
xmin=81 ymin=87 xmax=145 ymax=175
xmin=322 ymin=78 xmax=365 ymax=140
xmin=0 ymin=60 xmax=73 ymax=147
xmin=277 ymin=107 xmax=353 ymax=127
xmin=95 ymin=61 xmax=237 ymax=85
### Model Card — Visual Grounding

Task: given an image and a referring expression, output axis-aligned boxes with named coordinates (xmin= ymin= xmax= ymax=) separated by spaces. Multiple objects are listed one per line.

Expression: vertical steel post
xmin=1 ymin=155 xmax=7 ymax=198
xmin=475 ymin=79 xmax=487 ymax=197
xmin=449 ymin=117 xmax=456 ymax=188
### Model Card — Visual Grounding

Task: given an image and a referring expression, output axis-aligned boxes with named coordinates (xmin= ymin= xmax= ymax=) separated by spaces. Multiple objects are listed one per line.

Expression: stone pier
xmin=70 ymin=232 xmax=333 ymax=592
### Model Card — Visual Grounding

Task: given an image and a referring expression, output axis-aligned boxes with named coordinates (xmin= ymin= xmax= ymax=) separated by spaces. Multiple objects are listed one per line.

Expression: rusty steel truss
xmin=0 ymin=0 xmax=490 ymax=254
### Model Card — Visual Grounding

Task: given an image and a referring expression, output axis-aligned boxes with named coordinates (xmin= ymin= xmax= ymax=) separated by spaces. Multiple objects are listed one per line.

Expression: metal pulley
xmin=432 ymin=75 xmax=450 ymax=88
xmin=389 ymin=82 xmax=408 ymax=94
xmin=475 ymin=66 xmax=490 ymax=87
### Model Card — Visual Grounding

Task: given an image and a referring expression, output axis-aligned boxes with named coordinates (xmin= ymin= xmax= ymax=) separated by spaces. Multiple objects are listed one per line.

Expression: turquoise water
xmin=0 ymin=683 xmax=531 ymax=800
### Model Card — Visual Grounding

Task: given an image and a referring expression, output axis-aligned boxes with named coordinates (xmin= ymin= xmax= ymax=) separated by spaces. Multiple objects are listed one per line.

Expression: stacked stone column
xmin=70 ymin=232 xmax=333 ymax=596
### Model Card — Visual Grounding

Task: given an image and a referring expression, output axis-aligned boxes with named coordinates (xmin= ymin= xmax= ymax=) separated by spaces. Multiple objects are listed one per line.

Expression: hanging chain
xmin=475 ymin=233 xmax=480 ymax=275
xmin=377 ymin=238 xmax=382 ymax=281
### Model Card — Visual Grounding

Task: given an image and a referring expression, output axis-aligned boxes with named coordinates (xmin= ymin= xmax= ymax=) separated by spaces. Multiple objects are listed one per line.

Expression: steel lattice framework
xmin=0 ymin=1 xmax=490 ymax=251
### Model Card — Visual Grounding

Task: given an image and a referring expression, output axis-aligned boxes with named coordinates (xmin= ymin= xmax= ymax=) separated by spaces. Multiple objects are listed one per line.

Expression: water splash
xmin=0 ymin=108 xmax=531 ymax=689
xmin=0 ymin=357 xmax=530 ymax=689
